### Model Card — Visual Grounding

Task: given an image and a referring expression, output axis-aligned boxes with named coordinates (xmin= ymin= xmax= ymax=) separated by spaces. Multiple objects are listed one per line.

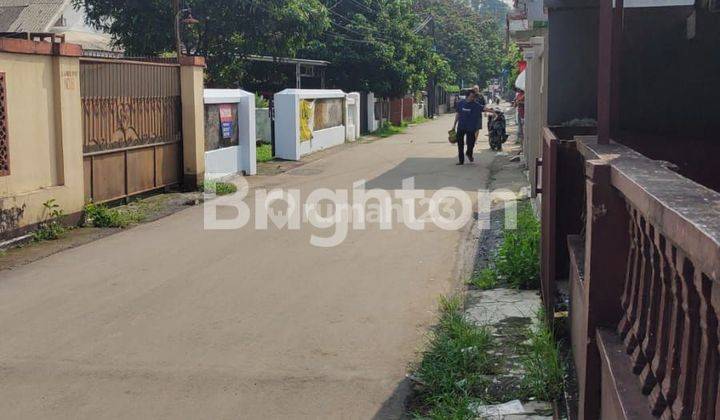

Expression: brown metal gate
xmin=80 ymin=58 xmax=182 ymax=203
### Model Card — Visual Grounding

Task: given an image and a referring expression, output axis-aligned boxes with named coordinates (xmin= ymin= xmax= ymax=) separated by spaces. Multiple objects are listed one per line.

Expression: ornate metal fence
xmin=80 ymin=58 xmax=182 ymax=203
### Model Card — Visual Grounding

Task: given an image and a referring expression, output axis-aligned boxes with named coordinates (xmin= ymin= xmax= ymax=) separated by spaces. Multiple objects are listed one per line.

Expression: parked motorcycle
xmin=487 ymin=108 xmax=509 ymax=151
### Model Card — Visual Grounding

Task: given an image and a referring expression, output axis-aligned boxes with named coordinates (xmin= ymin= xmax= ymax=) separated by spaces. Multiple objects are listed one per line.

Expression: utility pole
xmin=173 ymin=0 xmax=181 ymax=57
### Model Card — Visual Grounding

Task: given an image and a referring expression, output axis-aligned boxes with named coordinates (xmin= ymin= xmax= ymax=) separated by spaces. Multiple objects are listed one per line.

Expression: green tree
xmin=416 ymin=0 xmax=505 ymax=89
xmin=75 ymin=0 xmax=330 ymax=87
xmin=474 ymin=0 xmax=509 ymax=27
xmin=305 ymin=0 xmax=450 ymax=98
xmin=504 ymin=41 xmax=523 ymax=92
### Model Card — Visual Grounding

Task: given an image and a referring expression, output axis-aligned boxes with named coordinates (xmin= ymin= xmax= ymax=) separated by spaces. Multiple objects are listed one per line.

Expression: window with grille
xmin=0 ymin=73 xmax=8 ymax=176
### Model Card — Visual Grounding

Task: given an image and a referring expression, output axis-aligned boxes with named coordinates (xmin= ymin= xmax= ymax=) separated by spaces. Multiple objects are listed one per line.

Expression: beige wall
xmin=0 ymin=50 xmax=84 ymax=235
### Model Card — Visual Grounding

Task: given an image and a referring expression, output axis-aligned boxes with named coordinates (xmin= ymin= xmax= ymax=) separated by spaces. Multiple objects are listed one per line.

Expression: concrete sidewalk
xmin=0 ymin=114 xmax=500 ymax=419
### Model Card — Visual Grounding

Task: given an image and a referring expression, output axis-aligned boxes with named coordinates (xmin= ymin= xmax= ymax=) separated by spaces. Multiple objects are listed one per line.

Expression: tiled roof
xmin=0 ymin=0 xmax=68 ymax=32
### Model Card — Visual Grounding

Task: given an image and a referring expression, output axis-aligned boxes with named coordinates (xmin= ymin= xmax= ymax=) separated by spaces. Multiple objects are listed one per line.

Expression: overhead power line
xmin=345 ymin=0 xmax=376 ymax=14
xmin=413 ymin=15 xmax=433 ymax=33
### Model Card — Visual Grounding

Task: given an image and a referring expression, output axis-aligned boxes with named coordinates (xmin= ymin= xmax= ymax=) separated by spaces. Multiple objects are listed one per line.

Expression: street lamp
xmin=175 ymin=7 xmax=199 ymax=58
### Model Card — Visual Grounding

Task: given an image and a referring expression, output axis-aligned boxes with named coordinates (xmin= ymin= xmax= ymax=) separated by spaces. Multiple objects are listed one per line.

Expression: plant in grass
xmin=33 ymin=199 xmax=67 ymax=241
xmin=255 ymin=93 xmax=269 ymax=109
xmin=373 ymin=121 xmax=407 ymax=138
xmin=470 ymin=267 xmax=498 ymax=290
xmin=203 ymin=181 xmax=238 ymax=196
xmin=84 ymin=202 xmax=143 ymax=228
xmin=256 ymin=143 xmax=273 ymax=163
xmin=411 ymin=116 xmax=428 ymax=125
xmin=494 ymin=203 xmax=540 ymax=289
xmin=411 ymin=295 xmax=495 ymax=419
xmin=521 ymin=309 xmax=564 ymax=402
xmin=424 ymin=394 xmax=477 ymax=420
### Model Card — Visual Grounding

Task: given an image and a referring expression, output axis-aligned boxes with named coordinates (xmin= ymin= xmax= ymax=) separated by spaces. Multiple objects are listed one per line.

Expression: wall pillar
xmin=345 ymin=92 xmax=360 ymax=141
xmin=51 ymin=55 xmax=84 ymax=208
xmin=579 ymin=159 xmax=630 ymax=420
xmin=180 ymin=56 xmax=206 ymax=189
xmin=597 ymin=0 xmax=623 ymax=144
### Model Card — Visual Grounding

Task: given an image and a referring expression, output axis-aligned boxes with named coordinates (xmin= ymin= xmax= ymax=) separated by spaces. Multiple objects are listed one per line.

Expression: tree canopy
xmin=304 ymin=0 xmax=452 ymax=98
xmin=76 ymin=0 xmax=329 ymax=86
xmin=75 ymin=0 xmax=507 ymax=95
xmin=415 ymin=0 xmax=505 ymax=90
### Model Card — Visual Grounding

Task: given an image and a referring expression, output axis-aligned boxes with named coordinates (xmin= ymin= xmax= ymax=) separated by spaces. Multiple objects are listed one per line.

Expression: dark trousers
xmin=456 ymin=129 xmax=477 ymax=163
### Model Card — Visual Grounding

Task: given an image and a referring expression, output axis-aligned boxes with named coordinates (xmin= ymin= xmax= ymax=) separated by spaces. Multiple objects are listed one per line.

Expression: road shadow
xmin=371 ymin=377 xmax=413 ymax=420
xmin=365 ymin=153 xmax=496 ymax=192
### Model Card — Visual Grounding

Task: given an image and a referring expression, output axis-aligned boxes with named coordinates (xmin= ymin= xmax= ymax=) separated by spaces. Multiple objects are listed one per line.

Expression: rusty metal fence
xmin=80 ymin=58 xmax=182 ymax=203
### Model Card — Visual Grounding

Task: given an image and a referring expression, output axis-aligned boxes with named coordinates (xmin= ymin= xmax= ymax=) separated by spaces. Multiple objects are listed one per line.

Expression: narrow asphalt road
xmin=0 ymin=114 xmax=497 ymax=419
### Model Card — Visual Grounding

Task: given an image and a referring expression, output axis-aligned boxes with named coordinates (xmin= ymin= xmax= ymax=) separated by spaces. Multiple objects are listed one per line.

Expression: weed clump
xmin=495 ymin=202 xmax=540 ymax=289
xmin=469 ymin=267 xmax=498 ymax=290
xmin=84 ymin=203 xmax=144 ymax=228
xmin=521 ymin=310 xmax=564 ymax=401
xmin=203 ymin=181 xmax=238 ymax=196
xmin=33 ymin=199 xmax=67 ymax=241
xmin=256 ymin=144 xmax=273 ymax=163
xmin=411 ymin=295 xmax=495 ymax=418
xmin=373 ymin=121 xmax=407 ymax=138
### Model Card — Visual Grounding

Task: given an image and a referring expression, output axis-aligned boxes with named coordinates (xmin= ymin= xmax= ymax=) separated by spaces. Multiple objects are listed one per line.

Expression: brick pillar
xmin=390 ymin=98 xmax=402 ymax=126
xmin=180 ymin=56 xmax=206 ymax=189
xmin=403 ymin=97 xmax=413 ymax=121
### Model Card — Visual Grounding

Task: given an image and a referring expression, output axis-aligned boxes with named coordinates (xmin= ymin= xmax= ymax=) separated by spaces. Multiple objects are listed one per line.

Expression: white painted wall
xmin=413 ymin=98 xmax=427 ymax=120
xmin=274 ymin=89 xmax=350 ymax=160
xmin=345 ymin=92 xmax=361 ymax=142
xmin=298 ymin=126 xmax=347 ymax=156
xmin=203 ymin=89 xmax=257 ymax=178
xmin=522 ymin=37 xmax=547 ymax=199
xmin=367 ymin=92 xmax=379 ymax=133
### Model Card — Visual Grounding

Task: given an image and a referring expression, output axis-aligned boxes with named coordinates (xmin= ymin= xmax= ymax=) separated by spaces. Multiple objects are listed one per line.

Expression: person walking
xmin=451 ymin=89 xmax=483 ymax=165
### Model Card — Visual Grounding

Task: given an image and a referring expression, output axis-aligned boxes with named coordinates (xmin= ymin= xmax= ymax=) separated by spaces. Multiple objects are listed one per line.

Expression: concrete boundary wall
xmin=203 ymin=89 xmax=257 ymax=178
xmin=274 ymin=89 xmax=352 ymax=161
xmin=0 ymin=40 xmax=85 ymax=239
xmin=0 ymin=38 xmax=209 ymax=239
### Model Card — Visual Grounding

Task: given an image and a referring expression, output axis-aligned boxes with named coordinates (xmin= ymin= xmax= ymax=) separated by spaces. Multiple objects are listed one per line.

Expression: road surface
xmin=0 ymin=114 xmax=496 ymax=419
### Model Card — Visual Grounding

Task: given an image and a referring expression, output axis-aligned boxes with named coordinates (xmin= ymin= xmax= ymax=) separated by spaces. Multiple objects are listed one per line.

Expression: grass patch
xmin=256 ymin=143 xmax=273 ymax=162
xmin=410 ymin=295 xmax=495 ymax=419
xmin=494 ymin=202 xmax=540 ymax=289
xmin=203 ymin=181 xmax=238 ymax=196
xmin=469 ymin=267 xmax=498 ymax=290
xmin=33 ymin=199 xmax=67 ymax=241
xmin=521 ymin=310 xmax=564 ymax=402
xmin=373 ymin=121 xmax=407 ymax=138
xmin=83 ymin=202 xmax=145 ymax=228
xmin=411 ymin=116 xmax=429 ymax=125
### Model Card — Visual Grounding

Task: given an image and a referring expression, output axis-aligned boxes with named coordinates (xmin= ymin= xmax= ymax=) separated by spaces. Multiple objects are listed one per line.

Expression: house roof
xmin=0 ymin=0 xmax=68 ymax=32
